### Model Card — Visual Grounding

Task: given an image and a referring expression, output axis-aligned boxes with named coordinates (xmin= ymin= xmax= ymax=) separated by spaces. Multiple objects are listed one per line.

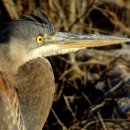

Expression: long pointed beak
xmin=32 ymin=32 xmax=130 ymax=57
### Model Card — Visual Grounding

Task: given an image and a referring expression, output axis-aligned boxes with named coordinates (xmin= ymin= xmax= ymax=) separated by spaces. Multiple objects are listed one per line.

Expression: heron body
xmin=0 ymin=10 xmax=55 ymax=130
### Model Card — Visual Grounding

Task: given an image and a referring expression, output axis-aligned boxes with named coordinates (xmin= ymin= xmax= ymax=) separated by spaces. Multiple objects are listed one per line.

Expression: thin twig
xmin=2 ymin=0 xmax=19 ymax=20
xmin=97 ymin=111 xmax=108 ymax=130
xmin=51 ymin=109 xmax=67 ymax=130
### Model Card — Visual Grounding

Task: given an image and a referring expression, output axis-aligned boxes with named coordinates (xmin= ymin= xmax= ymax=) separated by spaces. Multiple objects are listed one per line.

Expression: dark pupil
xmin=39 ymin=38 xmax=42 ymax=41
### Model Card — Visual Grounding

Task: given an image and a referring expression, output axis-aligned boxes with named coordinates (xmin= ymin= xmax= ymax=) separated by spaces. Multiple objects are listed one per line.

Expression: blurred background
xmin=1 ymin=0 xmax=130 ymax=130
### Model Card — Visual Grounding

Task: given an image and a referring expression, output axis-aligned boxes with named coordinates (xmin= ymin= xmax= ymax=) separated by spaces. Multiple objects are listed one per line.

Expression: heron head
xmin=0 ymin=9 xmax=130 ymax=67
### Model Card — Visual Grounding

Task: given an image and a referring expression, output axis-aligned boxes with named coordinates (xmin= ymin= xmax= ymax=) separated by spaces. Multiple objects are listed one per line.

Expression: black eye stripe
xmin=39 ymin=33 xmax=43 ymax=36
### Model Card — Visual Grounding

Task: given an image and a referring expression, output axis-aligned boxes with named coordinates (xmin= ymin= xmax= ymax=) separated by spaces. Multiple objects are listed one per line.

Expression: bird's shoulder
xmin=0 ymin=71 xmax=24 ymax=130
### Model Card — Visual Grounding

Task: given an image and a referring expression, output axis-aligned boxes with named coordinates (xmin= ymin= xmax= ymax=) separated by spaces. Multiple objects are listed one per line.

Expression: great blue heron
xmin=0 ymin=10 xmax=130 ymax=130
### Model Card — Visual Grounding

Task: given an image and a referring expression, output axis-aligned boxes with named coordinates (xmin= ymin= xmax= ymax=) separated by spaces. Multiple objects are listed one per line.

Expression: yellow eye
xmin=36 ymin=35 xmax=44 ymax=44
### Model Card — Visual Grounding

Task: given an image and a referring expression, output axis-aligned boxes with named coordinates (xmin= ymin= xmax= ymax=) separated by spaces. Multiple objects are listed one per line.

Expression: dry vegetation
xmin=1 ymin=0 xmax=130 ymax=130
